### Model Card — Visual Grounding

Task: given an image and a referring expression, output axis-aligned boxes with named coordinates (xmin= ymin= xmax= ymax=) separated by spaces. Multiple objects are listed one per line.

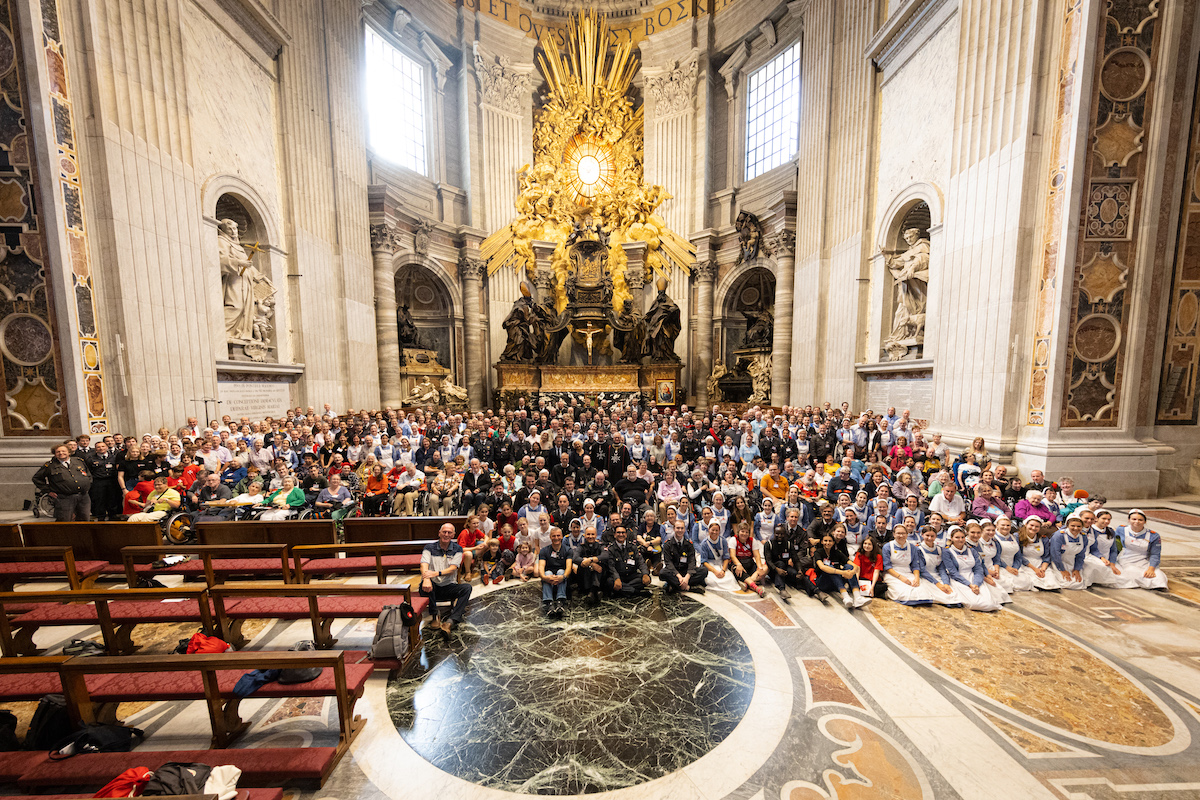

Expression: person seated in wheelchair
xmin=314 ymin=472 xmax=356 ymax=520
xmin=230 ymin=479 xmax=268 ymax=520
xmin=190 ymin=472 xmax=235 ymax=522
xmin=260 ymin=475 xmax=306 ymax=521
xmin=127 ymin=476 xmax=181 ymax=523
xmin=362 ymin=464 xmax=390 ymax=516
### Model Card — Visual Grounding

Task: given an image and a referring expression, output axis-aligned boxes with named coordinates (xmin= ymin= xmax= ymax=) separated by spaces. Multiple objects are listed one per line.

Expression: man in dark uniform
xmin=777 ymin=507 xmax=825 ymax=600
xmin=85 ymin=440 xmax=121 ymax=520
xmin=603 ymin=525 xmax=649 ymax=596
xmin=807 ymin=502 xmax=839 ymax=547
xmin=33 ymin=444 xmax=93 ymax=521
xmin=679 ymin=428 xmax=702 ymax=466
xmin=661 ymin=519 xmax=706 ymax=594
xmin=573 ymin=525 xmax=606 ymax=605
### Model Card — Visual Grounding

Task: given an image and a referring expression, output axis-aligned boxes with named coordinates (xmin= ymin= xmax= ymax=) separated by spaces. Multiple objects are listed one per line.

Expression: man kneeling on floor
xmin=420 ymin=523 xmax=472 ymax=634
xmin=661 ymin=519 xmax=706 ymax=595
xmin=539 ymin=526 xmax=573 ymax=618
xmin=604 ymin=525 xmax=650 ymax=596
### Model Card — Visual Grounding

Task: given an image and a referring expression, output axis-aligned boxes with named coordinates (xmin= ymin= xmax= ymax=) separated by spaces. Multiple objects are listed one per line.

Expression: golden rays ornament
xmin=480 ymin=11 xmax=695 ymax=312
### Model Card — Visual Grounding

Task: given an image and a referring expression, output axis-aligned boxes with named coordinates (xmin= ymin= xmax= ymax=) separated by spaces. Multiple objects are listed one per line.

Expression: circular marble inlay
xmin=0 ymin=313 xmax=53 ymax=366
xmin=1073 ymin=313 xmax=1121 ymax=363
xmin=1100 ymin=47 xmax=1151 ymax=103
xmin=388 ymin=585 xmax=754 ymax=794
xmin=1177 ymin=291 xmax=1199 ymax=336
xmin=414 ymin=284 xmax=436 ymax=305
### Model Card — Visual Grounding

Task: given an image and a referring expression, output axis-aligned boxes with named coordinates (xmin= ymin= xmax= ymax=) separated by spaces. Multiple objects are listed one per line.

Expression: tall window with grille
xmin=744 ymin=43 xmax=801 ymax=181
xmin=365 ymin=27 xmax=427 ymax=175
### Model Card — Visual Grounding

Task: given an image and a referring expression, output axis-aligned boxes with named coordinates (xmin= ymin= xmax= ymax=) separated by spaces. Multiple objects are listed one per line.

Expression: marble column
xmin=693 ymin=261 xmax=717 ymax=408
xmin=459 ymin=257 xmax=487 ymax=409
xmin=371 ymin=224 xmax=402 ymax=407
xmin=765 ymin=229 xmax=796 ymax=406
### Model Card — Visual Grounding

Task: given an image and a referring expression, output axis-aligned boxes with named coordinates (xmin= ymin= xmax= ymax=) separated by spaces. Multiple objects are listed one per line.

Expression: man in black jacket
xmin=603 ymin=526 xmax=649 ymax=596
xmin=85 ymin=441 xmax=121 ymax=520
xmin=774 ymin=508 xmax=824 ymax=600
xmin=661 ymin=519 xmax=706 ymax=594
xmin=459 ymin=459 xmax=492 ymax=516
xmin=33 ymin=444 xmax=92 ymax=521
xmin=573 ymin=525 xmax=606 ymax=605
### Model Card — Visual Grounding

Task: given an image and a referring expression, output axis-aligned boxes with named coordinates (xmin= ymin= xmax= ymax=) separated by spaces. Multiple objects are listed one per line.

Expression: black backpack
xmin=142 ymin=762 xmax=213 ymax=795
xmin=0 ymin=710 xmax=18 ymax=751
xmin=25 ymin=694 xmax=71 ymax=751
xmin=49 ymin=723 xmax=143 ymax=759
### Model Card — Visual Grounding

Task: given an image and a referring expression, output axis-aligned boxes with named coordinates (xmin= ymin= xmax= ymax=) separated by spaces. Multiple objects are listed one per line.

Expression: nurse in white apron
xmin=1116 ymin=509 xmax=1168 ymax=590
xmin=1017 ymin=517 xmax=1063 ymax=590
xmin=698 ymin=521 xmax=742 ymax=592
xmin=943 ymin=528 xmax=1003 ymax=611
xmin=1083 ymin=508 xmax=1125 ymax=587
xmin=917 ymin=526 xmax=962 ymax=606
xmin=842 ymin=508 xmax=868 ymax=558
xmin=881 ymin=526 xmax=933 ymax=606
xmin=993 ymin=516 xmax=1034 ymax=592
xmin=969 ymin=520 xmax=1012 ymax=603
xmin=1048 ymin=514 xmax=1089 ymax=590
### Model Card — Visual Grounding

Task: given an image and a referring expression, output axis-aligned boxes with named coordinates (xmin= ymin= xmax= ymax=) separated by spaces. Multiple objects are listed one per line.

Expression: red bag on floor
xmin=93 ymin=765 xmax=151 ymax=797
xmin=185 ymin=632 xmax=231 ymax=654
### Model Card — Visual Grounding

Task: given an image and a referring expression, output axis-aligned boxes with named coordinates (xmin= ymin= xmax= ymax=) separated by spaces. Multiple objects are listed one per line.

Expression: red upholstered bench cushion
xmin=167 ymin=558 xmax=302 ymax=575
xmin=12 ymin=599 xmax=207 ymax=626
xmin=223 ymin=595 xmax=417 ymax=619
xmin=17 ymin=748 xmax=336 ymax=788
xmin=0 ymin=561 xmax=108 ymax=579
xmin=0 ymin=751 xmax=47 ymax=783
xmin=0 ymin=672 xmax=62 ymax=700
xmin=38 ymin=791 xmax=282 ymax=800
xmin=86 ymin=663 xmax=374 ymax=703
xmin=302 ymin=555 xmax=422 ymax=575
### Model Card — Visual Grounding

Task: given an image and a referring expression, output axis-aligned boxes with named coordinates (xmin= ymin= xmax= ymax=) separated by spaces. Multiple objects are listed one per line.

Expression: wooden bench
xmin=58 ymin=651 xmax=369 ymax=750
xmin=20 ymin=522 xmax=162 ymax=573
xmin=0 ymin=587 xmax=215 ymax=657
xmin=292 ymin=541 xmax=432 ymax=583
xmin=0 ymin=656 xmax=68 ymax=700
xmin=343 ymin=516 xmax=465 ymax=543
xmin=195 ymin=520 xmax=337 ymax=548
xmin=121 ymin=544 xmax=299 ymax=586
xmin=212 ymin=583 xmax=424 ymax=653
xmin=0 ymin=547 xmax=107 ymax=591
xmin=17 ymin=748 xmax=338 ymax=789
xmin=30 ymin=793 xmax=281 ymax=800
xmin=0 ymin=524 xmax=23 ymax=547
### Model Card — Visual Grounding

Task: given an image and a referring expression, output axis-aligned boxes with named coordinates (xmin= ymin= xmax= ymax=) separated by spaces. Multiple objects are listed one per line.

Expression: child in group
xmin=511 ymin=541 xmax=537 ymax=582
xmin=478 ymin=539 xmax=505 ymax=585
xmin=813 ymin=531 xmax=871 ymax=609
xmin=853 ymin=535 xmax=886 ymax=598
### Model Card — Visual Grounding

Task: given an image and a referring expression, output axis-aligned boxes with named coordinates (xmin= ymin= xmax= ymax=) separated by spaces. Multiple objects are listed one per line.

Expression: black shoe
xmin=552 ymin=602 xmax=565 ymax=618
xmin=663 ymin=583 xmax=678 ymax=595
xmin=588 ymin=592 xmax=600 ymax=607
xmin=690 ymin=585 xmax=705 ymax=594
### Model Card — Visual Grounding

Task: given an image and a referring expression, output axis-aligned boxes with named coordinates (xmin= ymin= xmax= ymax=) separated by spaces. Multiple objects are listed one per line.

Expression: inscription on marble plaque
xmin=217 ymin=378 xmax=291 ymax=420
xmin=865 ymin=374 xmax=933 ymax=419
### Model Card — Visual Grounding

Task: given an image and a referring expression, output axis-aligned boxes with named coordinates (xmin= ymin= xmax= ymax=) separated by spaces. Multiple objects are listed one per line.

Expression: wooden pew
xmin=121 ymin=544 xmax=297 ymax=586
xmin=343 ymin=515 xmax=466 ymax=543
xmin=211 ymin=582 xmax=424 ymax=653
xmin=0 ymin=587 xmax=215 ymax=656
xmin=0 ymin=546 xmax=107 ymax=591
xmin=0 ymin=524 xmax=22 ymax=548
xmin=20 ymin=522 xmax=161 ymax=567
xmin=195 ymin=520 xmax=336 ymax=548
xmin=291 ymin=540 xmax=432 ymax=584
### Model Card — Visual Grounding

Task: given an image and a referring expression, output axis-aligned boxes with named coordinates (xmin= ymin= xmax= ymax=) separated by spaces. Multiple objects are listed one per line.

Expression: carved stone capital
xmin=459 ymin=256 xmax=487 ymax=281
xmin=763 ymin=229 xmax=797 ymax=258
xmin=646 ymin=56 xmax=698 ymax=117
xmin=625 ymin=264 xmax=646 ymax=291
xmin=693 ymin=260 xmax=718 ymax=283
xmin=534 ymin=266 xmax=555 ymax=293
xmin=370 ymin=223 xmax=396 ymax=254
xmin=474 ymin=47 xmax=532 ymax=110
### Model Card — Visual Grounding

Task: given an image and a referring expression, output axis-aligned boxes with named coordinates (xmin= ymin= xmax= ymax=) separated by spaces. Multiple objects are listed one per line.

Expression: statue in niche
xmin=735 ymin=211 xmax=762 ymax=264
xmin=707 ymin=359 xmax=727 ymax=404
xmin=612 ymin=299 xmax=648 ymax=364
xmin=404 ymin=376 xmax=441 ymax=406
xmin=499 ymin=283 xmax=540 ymax=363
xmin=740 ymin=308 xmax=774 ymax=349
xmin=882 ymin=227 xmax=931 ymax=361
xmin=219 ymin=219 xmax=274 ymax=346
xmin=397 ymin=305 xmax=427 ymax=350
xmin=441 ymin=378 xmax=469 ymax=409
xmin=747 ymin=353 xmax=772 ymax=404
xmin=645 ymin=278 xmax=682 ymax=363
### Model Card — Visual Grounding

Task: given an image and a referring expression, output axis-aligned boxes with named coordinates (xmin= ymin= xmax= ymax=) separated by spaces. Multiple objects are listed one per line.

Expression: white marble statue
xmin=747 ymin=354 xmax=772 ymax=404
xmin=707 ymin=359 xmax=727 ymax=404
xmin=219 ymin=219 xmax=274 ymax=344
xmin=882 ymin=228 xmax=930 ymax=361
xmin=441 ymin=378 xmax=469 ymax=408
xmin=405 ymin=376 xmax=441 ymax=406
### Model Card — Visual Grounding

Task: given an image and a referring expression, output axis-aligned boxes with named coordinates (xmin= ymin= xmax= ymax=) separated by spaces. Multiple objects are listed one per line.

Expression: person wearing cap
xmin=1115 ymin=509 xmax=1168 ymax=589
xmin=991 ymin=516 xmax=1033 ymax=592
xmin=574 ymin=498 xmax=605 ymax=538
xmin=917 ymin=526 xmax=962 ymax=606
xmin=1047 ymin=513 xmax=1089 ymax=589
xmin=1082 ymin=509 xmax=1124 ymax=587
xmin=882 ymin=525 xmax=933 ymax=605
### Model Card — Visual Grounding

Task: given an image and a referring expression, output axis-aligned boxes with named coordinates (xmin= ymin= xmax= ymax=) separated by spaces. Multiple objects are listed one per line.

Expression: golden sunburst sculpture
xmin=480 ymin=11 xmax=695 ymax=313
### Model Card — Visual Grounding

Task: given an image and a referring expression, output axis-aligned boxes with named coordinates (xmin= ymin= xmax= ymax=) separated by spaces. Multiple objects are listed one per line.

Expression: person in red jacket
xmin=457 ymin=515 xmax=489 ymax=580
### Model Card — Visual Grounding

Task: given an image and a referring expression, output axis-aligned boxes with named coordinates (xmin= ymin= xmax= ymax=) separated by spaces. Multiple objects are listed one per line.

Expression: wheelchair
xmin=30 ymin=489 xmax=57 ymax=519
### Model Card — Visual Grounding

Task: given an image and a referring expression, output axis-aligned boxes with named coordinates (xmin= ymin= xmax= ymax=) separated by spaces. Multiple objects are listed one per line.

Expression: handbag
xmin=50 ymin=723 xmax=144 ymax=759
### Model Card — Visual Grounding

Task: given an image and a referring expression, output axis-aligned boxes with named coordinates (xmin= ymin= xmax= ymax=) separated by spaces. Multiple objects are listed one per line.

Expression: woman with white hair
xmin=260 ymin=475 xmax=305 ymax=521
xmin=1014 ymin=489 xmax=1056 ymax=525
xmin=1115 ymin=509 xmax=1168 ymax=589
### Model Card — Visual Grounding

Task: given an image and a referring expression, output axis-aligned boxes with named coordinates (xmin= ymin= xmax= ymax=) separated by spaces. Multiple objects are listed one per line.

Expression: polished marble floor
xmin=9 ymin=502 xmax=1200 ymax=799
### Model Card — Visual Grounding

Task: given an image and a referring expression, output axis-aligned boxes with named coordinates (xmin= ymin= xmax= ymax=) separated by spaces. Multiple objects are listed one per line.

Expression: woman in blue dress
xmin=881 ymin=525 xmax=933 ymax=605
xmin=917 ymin=526 xmax=962 ymax=606
xmin=1047 ymin=513 xmax=1089 ymax=590
xmin=944 ymin=527 xmax=1003 ymax=611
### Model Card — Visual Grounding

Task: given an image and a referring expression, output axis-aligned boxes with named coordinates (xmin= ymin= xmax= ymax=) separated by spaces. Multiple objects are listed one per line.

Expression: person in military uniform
xmin=573 ymin=525 xmax=607 ymax=606
xmin=661 ymin=519 xmax=706 ymax=595
xmin=603 ymin=525 xmax=649 ymax=596
xmin=33 ymin=444 xmax=93 ymax=521
xmin=85 ymin=440 xmax=122 ymax=520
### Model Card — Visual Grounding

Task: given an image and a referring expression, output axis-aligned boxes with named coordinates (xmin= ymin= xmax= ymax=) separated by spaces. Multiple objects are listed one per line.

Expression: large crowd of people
xmin=33 ymin=397 xmax=1168 ymax=627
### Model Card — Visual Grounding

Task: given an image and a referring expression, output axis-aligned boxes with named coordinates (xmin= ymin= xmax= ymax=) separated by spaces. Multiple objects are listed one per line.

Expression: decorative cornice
xmin=763 ymin=229 xmax=796 ymax=257
xmin=473 ymin=44 xmax=533 ymax=110
xmin=646 ymin=54 xmax=698 ymax=117
xmin=718 ymin=41 xmax=750 ymax=98
xmin=210 ymin=0 xmax=290 ymax=59
xmin=865 ymin=0 xmax=957 ymax=79
xmin=420 ymin=33 xmax=452 ymax=92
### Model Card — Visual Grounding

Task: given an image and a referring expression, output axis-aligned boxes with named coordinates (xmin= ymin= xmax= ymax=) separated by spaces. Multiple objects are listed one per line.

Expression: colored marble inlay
xmin=1143 ymin=509 xmax=1200 ymax=529
xmin=800 ymin=658 xmax=864 ymax=710
xmin=868 ymin=602 xmax=1174 ymax=748
xmin=746 ymin=596 xmax=796 ymax=627
xmin=785 ymin=715 xmax=928 ymax=800
xmin=977 ymin=708 xmax=1071 ymax=754
xmin=387 ymin=584 xmax=753 ymax=794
